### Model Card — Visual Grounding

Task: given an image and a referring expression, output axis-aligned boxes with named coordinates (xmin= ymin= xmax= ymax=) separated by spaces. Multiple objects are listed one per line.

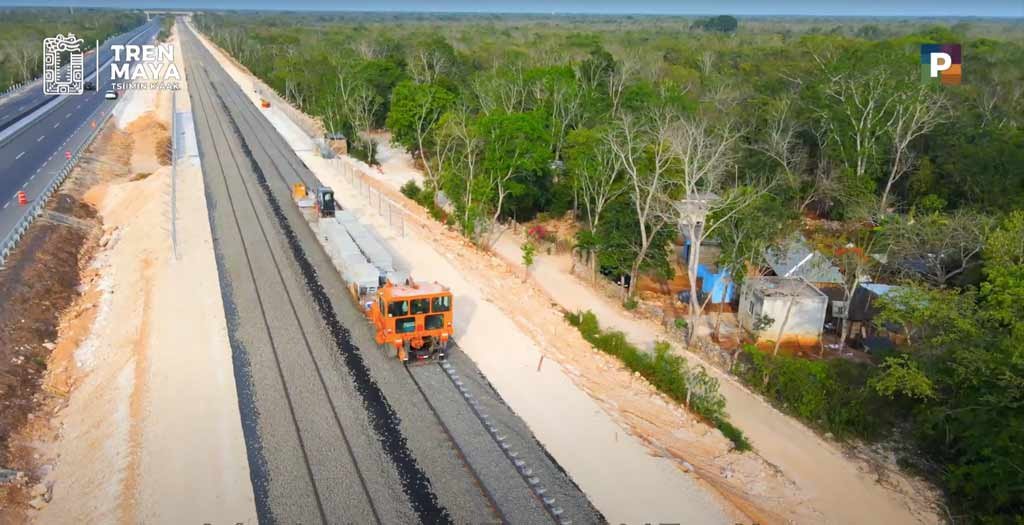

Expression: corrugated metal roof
xmin=765 ymin=235 xmax=844 ymax=284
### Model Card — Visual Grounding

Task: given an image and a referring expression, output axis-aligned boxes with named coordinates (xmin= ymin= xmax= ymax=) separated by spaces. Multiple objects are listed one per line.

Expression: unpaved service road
xmin=179 ymin=20 xmax=597 ymax=525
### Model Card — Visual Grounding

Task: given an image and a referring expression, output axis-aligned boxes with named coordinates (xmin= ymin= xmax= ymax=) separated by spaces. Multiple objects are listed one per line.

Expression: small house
xmin=846 ymin=283 xmax=906 ymax=346
xmin=738 ymin=276 xmax=828 ymax=345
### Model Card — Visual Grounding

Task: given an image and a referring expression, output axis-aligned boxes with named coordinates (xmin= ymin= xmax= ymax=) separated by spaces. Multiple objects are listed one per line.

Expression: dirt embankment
xmin=0 ymin=123 xmax=133 ymax=520
xmin=28 ymin=26 xmax=255 ymax=524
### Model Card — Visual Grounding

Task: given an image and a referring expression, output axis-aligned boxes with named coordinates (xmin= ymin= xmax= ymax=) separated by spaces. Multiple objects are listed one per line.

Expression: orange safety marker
xmin=17 ymin=191 xmax=27 ymax=206
xmin=65 ymin=151 xmax=72 ymax=159
xmin=91 ymin=120 xmax=96 ymax=128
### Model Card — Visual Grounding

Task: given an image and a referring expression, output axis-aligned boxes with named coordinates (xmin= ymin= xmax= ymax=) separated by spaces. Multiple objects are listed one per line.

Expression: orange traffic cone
xmin=17 ymin=191 xmax=27 ymax=206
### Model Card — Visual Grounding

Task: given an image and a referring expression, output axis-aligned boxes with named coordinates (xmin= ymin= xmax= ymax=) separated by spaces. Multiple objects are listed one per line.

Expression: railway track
xmin=184 ymin=30 xmax=514 ymax=523
xmin=182 ymin=29 xmax=388 ymax=524
xmin=191 ymin=31 xmax=563 ymax=523
xmin=181 ymin=19 xmax=600 ymax=525
xmin=406 ymin=360 xmax=575 ymax=524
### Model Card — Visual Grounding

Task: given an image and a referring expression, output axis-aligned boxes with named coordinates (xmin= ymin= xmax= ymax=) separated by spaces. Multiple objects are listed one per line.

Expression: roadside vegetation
xmin=0 ymin=8 xmax=147 ymax=91
xmin=195 ymin=11 xmax=1023 ymax=522
xmin=157 ymin=15 xmax=174 ymax=42
xmin=566 ymin=310 xmax=751 ymax=451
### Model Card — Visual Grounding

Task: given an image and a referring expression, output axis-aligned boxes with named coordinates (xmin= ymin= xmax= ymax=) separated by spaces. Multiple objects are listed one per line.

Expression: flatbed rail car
xmin=299 ymin=183 xmax=453 ymax=363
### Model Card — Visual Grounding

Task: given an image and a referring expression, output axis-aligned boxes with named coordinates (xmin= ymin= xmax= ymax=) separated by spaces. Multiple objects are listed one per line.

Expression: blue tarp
xmin=697 ymin=264 xmax=735 ymax=304
xmin=679 ymin=240 xmax=735 ymax=303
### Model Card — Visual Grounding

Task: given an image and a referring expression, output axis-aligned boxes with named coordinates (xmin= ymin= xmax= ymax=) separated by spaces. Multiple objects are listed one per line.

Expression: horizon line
xmin=0 ymin=4 xmax=1022 ymax=19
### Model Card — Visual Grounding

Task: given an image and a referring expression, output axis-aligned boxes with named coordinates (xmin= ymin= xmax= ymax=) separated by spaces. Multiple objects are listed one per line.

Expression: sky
xmin=1 ymin=0 xmax=1021 ymax=17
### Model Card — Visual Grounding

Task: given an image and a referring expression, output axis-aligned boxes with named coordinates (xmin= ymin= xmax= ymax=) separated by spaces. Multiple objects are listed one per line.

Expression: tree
xmin=565 ymin=127 xmax=625 ymax=280
xmin=606 ymin=112 xmax=677 ymax=298
xmin=884 ymin=211 xmax=993 ymax=286
xmin=521 ymin=241 xmax=536 ymax=281
xmin=868 ymin=354 xmax=936 ymax=401
xmin=694 ymin=15 xmax=739 ymax=33
xmin=387 ymin=81 xmax=456 ymax=190
xmin=667 ymin=116 xmax=766 ymax=339
xmin=406 ymin=36 xmax=456 ymax=84
xmin=812 ymin=68 xmax=900 ymax=218
xmin=820 ymin=229 xmax=878 ymax=346
xmin=475 ymin=111 xmax=552 ymax=244
xmin=878 ymin=85 xmax=948 ymax=215
xmin=437 ymin=105 xmax=482 ymax=233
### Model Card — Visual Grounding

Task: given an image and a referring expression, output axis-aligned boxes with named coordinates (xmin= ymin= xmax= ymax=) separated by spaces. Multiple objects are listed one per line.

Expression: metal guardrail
xmin=0 ymin=81 xmax=32 ymax=100
xmin=0 ymin=105 xmax=114 ymax=267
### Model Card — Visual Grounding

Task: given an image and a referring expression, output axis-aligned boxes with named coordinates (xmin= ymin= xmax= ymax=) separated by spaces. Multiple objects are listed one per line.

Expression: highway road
xmin=0 ymin=20 xmax=157 ymax=132
xmin=180 ymin=20 xmax=598 ymax=525
xmin=0 ymin=19 xmax=160 ymax=261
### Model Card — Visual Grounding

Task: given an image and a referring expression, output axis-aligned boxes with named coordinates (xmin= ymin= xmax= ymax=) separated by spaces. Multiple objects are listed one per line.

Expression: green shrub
xmin=400 ymin=179 xmax=422 ymax=200
xmin=714 ymin=419 xmax=752 ymax=451
xmin=566 ymin=310 xmax=750 ymax=451
xmin=734 ymin=345 xmax=891 ymax=440
xmin=623 ymin=297 xmax=638 ymax=310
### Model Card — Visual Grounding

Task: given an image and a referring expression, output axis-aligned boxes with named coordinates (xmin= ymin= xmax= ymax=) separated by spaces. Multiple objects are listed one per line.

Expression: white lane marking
xmin=77 ymin=104 xmax=82 ymax=109
xmin=15 ymin=151 xmax=24 ymax=159
xmin=29 ymin=174 xmax=35 ymax=180
xmin=37 ymin=135 xmax=44 ymax=142
xmin=53 ymin=122 xmax=59 ymax=129
xmin=21 ymin=181 xmax=27 ymax=189
xmin=3 ymin=202 xmax=8 ymax=209
xmin=65 ymin=112 xmax=71 ymax=119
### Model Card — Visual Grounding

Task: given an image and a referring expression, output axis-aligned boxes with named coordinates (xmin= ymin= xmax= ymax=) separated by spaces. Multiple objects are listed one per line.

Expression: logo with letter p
xmin=921 ymin=44 xmax=962 ymax=85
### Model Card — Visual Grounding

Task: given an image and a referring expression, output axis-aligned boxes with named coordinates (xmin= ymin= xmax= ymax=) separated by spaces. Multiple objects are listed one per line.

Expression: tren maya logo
xmin=921 ymin=44 xmax=962 ymax=85
xmin=109 ymin=43 xmax=181 ymax=91
xmin=43 ymin=33 xmax=84 ymax=95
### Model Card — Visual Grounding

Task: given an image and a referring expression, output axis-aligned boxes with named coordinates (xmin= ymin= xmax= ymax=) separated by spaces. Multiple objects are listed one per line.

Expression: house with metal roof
xmin=764 ymin=234 xmax=844 ymax=285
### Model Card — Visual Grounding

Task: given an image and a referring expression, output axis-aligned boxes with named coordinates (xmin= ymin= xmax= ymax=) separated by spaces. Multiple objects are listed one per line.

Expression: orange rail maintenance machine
xmin=367 ymin=280 xmax=453 ymax=363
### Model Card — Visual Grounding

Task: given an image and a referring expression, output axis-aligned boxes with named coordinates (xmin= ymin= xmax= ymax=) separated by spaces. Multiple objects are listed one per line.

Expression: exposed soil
xmin=0 ymin=123 xmax=132 ymax=520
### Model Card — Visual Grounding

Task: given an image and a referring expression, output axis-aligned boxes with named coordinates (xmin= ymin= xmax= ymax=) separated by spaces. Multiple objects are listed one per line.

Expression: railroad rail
xmin=182 ymin=29 xmax=384 ymax=524
xmin=182 ymin=19 xmax=596 ymax=525
xmin=200 ymin=37 xmax=562 ymax=524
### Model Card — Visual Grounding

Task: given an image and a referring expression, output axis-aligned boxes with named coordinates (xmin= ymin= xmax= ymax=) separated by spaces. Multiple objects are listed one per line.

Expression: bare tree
xmin=575 ymin=129 xmax=626 ymax=281
xmin=17 ymin=47 xmax=37 ymax=83
xmin=549 ymin=83 xmax=584 ymax=161
xmin=606 ymin=112 xmax=677 ymax=298
xmin=606 ymin=60 xmax=636 ymax=118
xmin=408 ymin=48 xmax=449 ymax=84
xmin=439 ymin=105 xmax=482 ymax=230
xmin=471 ymin=66 xmax=527 ymax=115
xmin=878 ymin=87 xmax=948 ymax=215
xmin=667 ymin=117 xmax=766 ymax=340
xmin=406 ymin=88 xmax=449 ymax=191
xmin=752 ymin=97 xmax=808 ymax=203
xmin=817 ymin=70 xmax=899 ymax=186
xmin=355 ymin=40 xmax=382 ymax=60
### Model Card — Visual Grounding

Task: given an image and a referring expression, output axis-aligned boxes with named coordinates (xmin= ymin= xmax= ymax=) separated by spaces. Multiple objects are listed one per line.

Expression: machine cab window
xmin=395 ymin=317 xmax=416 ymax=333
xmin=387 ymin=300 xmax=409 ymax=317
xmin=411 ymin=299 xmax=430 ymax=315
xmin=431 ymin=296 xmax=451 ymax=313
